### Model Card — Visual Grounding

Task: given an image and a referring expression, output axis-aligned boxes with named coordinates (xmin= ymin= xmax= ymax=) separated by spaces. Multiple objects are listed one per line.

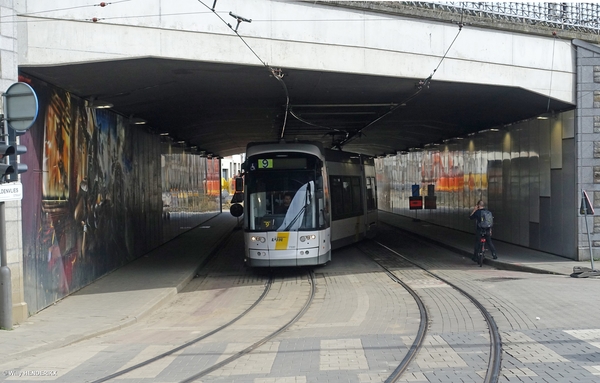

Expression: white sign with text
xmin=0 ymin=182 xmax=23 ymax=202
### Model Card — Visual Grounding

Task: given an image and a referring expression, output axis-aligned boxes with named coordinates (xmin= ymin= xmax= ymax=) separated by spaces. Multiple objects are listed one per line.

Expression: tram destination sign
xmin=0 ymin=182 xmax=23 ymax=201
xmin=256 ymin=158 xmax=307 ymax=170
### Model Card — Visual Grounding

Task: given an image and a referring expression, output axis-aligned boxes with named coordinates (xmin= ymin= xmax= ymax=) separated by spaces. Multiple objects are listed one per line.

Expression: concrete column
xmin=0 ymin=0 xmax=28 ymax=325
xmin=575 ymin=39 xmax=600 ymax=262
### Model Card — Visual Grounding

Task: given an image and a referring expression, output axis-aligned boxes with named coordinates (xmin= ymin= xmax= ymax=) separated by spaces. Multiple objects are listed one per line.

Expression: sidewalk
xmin=1 ymin=213 xmax=240 ymax=363
xmin=379 ymin=210 xmax=597 ymax=277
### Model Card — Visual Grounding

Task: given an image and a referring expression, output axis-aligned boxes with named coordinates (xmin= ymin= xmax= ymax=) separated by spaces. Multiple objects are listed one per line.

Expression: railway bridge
xmin=1 ymin=1 xmax=600 ymax=324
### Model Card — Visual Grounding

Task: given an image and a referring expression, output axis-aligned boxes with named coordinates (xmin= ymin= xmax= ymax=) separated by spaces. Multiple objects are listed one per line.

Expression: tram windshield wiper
xmin=278 ymin=181 xmax=314 ymax=231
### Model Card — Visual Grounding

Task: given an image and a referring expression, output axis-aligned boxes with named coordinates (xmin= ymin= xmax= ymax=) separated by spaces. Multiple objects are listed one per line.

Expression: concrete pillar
xmin=575 ymin=39 xmax=600 ymax=262
xmin=0 ymin=0 xmax=28 ymax=325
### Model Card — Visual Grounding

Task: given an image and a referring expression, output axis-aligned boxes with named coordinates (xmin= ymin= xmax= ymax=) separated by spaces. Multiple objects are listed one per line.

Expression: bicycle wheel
xmin=478 ymin=241 xmax=485 ymax=267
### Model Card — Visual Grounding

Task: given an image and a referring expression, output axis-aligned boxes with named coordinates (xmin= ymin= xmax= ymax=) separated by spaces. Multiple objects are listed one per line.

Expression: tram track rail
xmin=360 ymin=239 xmax=502 ymax=383
xmin=90 ymin=269 xmax=316 ymax=383
xmin=179 ymin=269 xmax=316 ymax=383
xmin=90 ymin=274 xmax=274 ymax=383
xmin=376 ymin=255 xmax=429 ymax=383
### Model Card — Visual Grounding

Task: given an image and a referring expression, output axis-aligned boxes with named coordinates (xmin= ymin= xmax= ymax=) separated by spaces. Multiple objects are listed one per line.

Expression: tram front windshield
xmin=246 ymin=155 xmax=324 ymax=232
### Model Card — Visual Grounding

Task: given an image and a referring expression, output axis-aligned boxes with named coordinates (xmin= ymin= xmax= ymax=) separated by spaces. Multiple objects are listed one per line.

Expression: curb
xmin=5 ymin=218 xmax=237 ymax=363
xmin=381 ymin=221 xmax=568 ymax=276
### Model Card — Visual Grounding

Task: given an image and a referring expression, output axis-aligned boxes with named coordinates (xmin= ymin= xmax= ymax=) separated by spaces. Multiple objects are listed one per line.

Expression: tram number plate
xmin=258 ymin=159 xmax=273 ymax=169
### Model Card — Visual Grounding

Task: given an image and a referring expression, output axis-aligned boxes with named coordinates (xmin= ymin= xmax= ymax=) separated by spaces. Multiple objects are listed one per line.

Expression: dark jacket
xmin=470 ymin=208 xmax=492 ymax=233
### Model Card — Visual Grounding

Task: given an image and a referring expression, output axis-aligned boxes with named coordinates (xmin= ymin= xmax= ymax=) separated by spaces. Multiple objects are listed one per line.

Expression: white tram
xmin=230 ymin=141 xmax=378 ymax=267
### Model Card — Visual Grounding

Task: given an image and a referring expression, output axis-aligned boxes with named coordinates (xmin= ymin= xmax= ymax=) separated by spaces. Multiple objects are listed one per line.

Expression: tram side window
xmin=366 ymin=177 xmax=377 ymax=211
xmin=351 ymin=177 xmax=361 ymax=213
xmin=330 ymin=177 xmax=344 ymax=220
xmin=330 ymin=175 xmax=363 ymax=220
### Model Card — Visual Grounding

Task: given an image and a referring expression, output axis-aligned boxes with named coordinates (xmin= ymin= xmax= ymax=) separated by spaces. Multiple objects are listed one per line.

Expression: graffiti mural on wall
xmin=161 ymin=153 xmax=221 ymax=214
xmin=375 ymin=111 xmax=577 ymax=258
xmin=376 ymin=147 xmax=488 ymax=215
xmin=19 ymin=75 xmax=162 ymax=314
xmin=159 ymin=144 xmax=223 ymax=240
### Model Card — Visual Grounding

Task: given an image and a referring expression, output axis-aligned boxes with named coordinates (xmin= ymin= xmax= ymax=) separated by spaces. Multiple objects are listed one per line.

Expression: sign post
xmin=580 ymin=190 xmax=595 ymax=271
xmin=573 ymin=190 xmax=599 ymax=278
xmin=409 ymin=184 xmax=422 ymax=221
xmin=0 ymin=82 xmax=38 ymax=330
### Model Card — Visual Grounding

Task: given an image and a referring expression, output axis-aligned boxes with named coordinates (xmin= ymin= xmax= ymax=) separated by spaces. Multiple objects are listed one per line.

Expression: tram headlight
xmin=300 ymin=235 xmax=316 ymax=242
xmin=251 ymin=236 xmax=266 ymax=243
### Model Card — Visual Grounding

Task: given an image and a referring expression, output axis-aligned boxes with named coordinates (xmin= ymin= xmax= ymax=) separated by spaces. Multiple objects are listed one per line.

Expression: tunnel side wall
xmin=376 ymin=110 xmax=578 ymax=259
xmin=18 ymin=75 xmax=220 ymax=315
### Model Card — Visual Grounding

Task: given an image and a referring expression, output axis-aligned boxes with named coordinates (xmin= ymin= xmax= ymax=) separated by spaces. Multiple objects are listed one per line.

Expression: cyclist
xmin=469 ymin=200 xmax=497 ymax=261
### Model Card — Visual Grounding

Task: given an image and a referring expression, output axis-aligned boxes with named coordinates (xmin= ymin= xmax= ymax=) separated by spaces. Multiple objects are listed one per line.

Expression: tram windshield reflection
xmin=247 ymin=169 xmax=322 ymax=232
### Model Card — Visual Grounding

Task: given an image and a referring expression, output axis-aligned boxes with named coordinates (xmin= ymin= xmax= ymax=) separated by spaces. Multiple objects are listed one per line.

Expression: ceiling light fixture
xmin=129 ymin=117 xmax=147 ymax=125
xmin=479 ymin=128 xmax=501 ymax=133
xmin=537 ymin=112 xmax=554 ymax=120
xmin=87 ymin=98 xmax=113 ymax=109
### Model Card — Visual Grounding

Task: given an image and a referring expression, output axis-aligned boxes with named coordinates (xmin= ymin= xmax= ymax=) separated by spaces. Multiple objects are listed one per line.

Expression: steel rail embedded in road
xmin=178 ymin=269 xmax=316 ymax=383
xmin=89 ymin=275 xmax=274 ymax=383
xmin=363 ymin=247 xmax=429 ymax=383
xmin=373 ymin=240 xmax=503 ymax=383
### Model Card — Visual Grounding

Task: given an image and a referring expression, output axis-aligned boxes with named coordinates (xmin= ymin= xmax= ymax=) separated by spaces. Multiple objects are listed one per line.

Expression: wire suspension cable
xmin=197 ymin=0 xmax=291 ymax=139
xmin=335 ymin=18 xmax=464 ymax=150
xmin=289 ymin=108 xmax=344 ymax=133
xmin=7 ymin=0 xmax=131 ymax=19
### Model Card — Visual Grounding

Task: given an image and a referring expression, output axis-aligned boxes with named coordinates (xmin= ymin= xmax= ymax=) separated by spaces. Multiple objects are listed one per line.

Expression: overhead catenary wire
xmin=333 ymin=15 xmax=465 ymax=150
xmin=1 ymin=0 xmax=132 ymax=20
xmin=8 ymin=3 xmax=580 ymax=140
xmin=196 ymin=0 xmax=291 ymax=140
xmin=7 ymin=1 xmax=437 ymax=142
xmin=289 ymin=108 xmax=345 ymax=134
xmin=9 ymin=11 xmax=226 ymax=25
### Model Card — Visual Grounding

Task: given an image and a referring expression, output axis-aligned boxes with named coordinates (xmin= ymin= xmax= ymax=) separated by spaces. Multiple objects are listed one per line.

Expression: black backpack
xmin=477 ymin=209 xmax=493 ymax=229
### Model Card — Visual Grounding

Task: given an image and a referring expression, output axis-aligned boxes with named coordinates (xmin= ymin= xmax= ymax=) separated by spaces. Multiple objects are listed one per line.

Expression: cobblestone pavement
xmin=2 ymin=223 xmax=600 ymax=382
xmin=375 ymin=224 xmax=600 ymax=383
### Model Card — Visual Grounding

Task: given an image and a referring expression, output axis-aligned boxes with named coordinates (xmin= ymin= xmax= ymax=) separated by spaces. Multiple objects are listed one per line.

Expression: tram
xmin=230 ymin=141 xmax=378 ymax=267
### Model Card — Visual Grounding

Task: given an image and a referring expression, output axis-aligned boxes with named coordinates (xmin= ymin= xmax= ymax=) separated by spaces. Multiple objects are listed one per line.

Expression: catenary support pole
xmin=0 ymin=201 xmax=13 ymax=330
xmin=0 ymin=94 xmax=13 ymax=330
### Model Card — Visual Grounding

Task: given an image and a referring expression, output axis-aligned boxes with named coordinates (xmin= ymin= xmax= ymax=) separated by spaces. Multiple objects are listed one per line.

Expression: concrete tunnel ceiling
xmin=21 ymin=57 xmax=574 ymax=158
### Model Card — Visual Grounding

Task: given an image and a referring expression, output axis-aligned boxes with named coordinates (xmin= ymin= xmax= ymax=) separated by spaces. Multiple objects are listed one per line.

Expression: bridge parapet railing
xmin=404 ymin=2 xmax=600 ymax=33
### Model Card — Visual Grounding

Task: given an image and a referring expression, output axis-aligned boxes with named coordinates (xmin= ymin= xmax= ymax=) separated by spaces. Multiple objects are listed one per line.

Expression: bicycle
xmin=477 ymin=229 xmax=487 ymax=267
